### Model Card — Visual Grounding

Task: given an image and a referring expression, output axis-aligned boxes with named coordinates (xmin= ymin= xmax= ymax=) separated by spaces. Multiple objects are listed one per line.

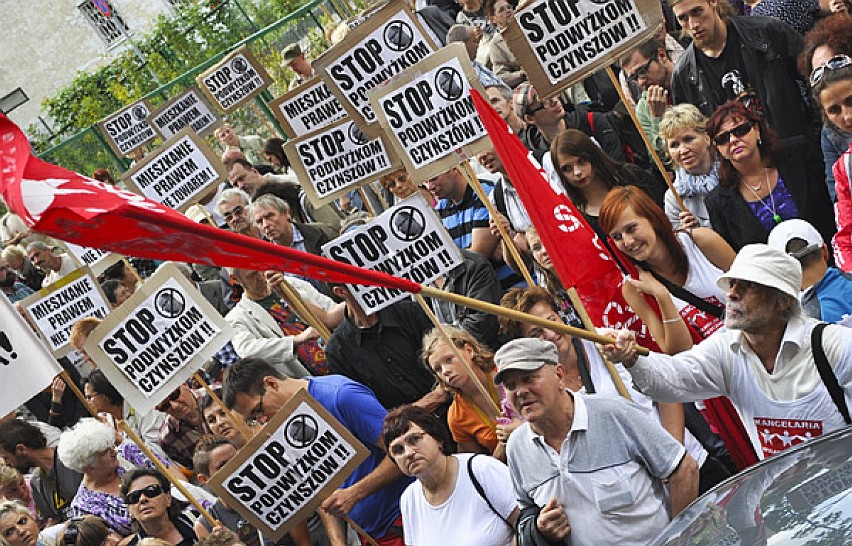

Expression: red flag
xmin=470 ymin=90 xmax=655 ymax=346
xmin=0 ymin=113 xmax=420 ymax=293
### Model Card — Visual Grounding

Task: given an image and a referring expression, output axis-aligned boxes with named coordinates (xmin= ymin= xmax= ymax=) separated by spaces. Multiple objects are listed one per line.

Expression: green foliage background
xmin=33 ymin=0 xmax=366 ymax=175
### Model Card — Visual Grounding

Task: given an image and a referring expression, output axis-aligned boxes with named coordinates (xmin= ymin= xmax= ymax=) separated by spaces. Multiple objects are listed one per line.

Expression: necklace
xmin=743 ymin=168 xmax=782 ymax=224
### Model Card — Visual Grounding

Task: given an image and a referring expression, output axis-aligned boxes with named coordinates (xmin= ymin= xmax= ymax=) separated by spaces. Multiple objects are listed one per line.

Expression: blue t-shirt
xmin=308 ymin=375 xmax=412 ymax=537
xmin=815 ymin=267 xmax=852 ymax=323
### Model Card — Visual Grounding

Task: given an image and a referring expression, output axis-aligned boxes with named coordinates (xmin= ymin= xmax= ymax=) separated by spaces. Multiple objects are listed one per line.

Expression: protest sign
xmin=97 ymin=99 xmax=159 ymax=157
xmin=208 ymin=389 xmax=369 ymax=541
xmin=83 ymin=264 xmax=231 ymax=415
xmin=149 ymin=86 xmax=222 ymax=139
xmin=369 ymin=44 xmax=490 ymax=183
xmin=269 ymin=78 xmax=347 ymax=139
xmin=196 ymin=45 xmax=273 ymax=114
xmin=60 ymin=241 xmax=123 ymax=278
xmin=20 ymin=267 xmax=111 ymax=356
xmin=322 ymin=193 xmax=463 ymax=313
xmin=314 ymin=0 xmax=438 ymax=138
xmin=284 ymin=118 xmax=398 ymax=206
xmin=123 ymin=128 xmax=226 ymax=212
xmin=502 ymin=0 xmax=662 ymax=97
xmin=0 ymin=296 xmax=64 ymax=417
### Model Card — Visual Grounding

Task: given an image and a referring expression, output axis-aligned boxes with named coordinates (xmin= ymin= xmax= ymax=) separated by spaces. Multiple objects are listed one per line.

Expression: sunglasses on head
xmin=809 ymin=55 xmax=852 ymax=87
xmin=712 ymin=121 xmax=756 ymax=146
xmin=155 ymin=388 xmax=181 ymax=412
xmin=124 ymin=483 xmax=165 ymax=505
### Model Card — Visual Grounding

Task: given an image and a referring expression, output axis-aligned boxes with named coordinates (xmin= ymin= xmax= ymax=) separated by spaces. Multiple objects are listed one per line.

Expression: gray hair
xmin=57 ymin=418 xmax=117 ymax=473
xmin=25 ymin=241 xmax=50 ymax=253
xmin=249 ymin=193 xmax=290 ymax=217
xmin=771 ymin=289 xmax=801 ymax=320
xmin=446 ymin=24 xmax=472 ymax=44
xmin=217 ymin=188 xmax=251 ymax=210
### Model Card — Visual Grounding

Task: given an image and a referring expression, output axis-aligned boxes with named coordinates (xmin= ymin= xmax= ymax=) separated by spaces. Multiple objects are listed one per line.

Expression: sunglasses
xmin=155 ymin=388 xmax=181 ymax=412
xmin=526 ymin=96 xmax=560 ymax=116
xmin=809 ymin=55 xmax=852 ymax=87
xmin=627 ymin=57 xmax=654 ymax=82
xmin=712 ymin=121 xmax=755 ymax=146
xmin=124 ymin=484 xmax=165 ymax=505
xmin=63 ymin=518 xmax=81 ymax=546
xmin=222 ymin=205 xmax=245 ymax=222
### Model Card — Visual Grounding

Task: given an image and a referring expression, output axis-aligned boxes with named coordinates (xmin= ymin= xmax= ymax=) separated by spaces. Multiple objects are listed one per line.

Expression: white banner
xmin=322 ymin=193 xmax=463 ymax=313
xmin=0 ymin=297 xmax=63 ymax=417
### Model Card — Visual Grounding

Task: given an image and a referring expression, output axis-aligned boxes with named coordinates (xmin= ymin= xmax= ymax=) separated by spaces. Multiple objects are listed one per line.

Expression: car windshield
xmin=648 ymin=426 xmax=852 ymax=546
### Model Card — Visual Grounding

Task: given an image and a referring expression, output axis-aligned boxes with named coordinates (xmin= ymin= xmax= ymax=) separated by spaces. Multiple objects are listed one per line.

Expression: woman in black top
xmin=120 ymin=469 xmax=196 ymax=546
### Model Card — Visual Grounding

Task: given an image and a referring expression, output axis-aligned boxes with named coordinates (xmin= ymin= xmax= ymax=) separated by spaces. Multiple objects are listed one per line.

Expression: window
xmin=78 ymin=0 xmax=130 ymax=47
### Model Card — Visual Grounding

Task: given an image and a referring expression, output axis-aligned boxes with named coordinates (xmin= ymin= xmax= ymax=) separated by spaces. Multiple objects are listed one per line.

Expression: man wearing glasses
xmin=620 ymin=38 xmax=676 ymax=161
xmin=216 ymin=188 xmax=259 ymax=239
xmin=668 ymin=0 xmax=816 ymax=142
xmin=156 ymin=383 xmax=206 ymax=470
xmin=223 ymin=357 xmax=411 ymax=546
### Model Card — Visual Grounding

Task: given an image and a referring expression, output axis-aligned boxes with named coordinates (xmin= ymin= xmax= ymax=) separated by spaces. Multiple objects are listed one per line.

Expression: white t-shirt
xmin=401 ymin=453 xmax=516 ymax=546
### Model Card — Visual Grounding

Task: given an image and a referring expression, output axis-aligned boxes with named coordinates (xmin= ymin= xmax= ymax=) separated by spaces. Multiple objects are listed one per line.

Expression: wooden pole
xmin=358 ymin=187 xmax=376 ymax=216
xmin=371 ymin=180 xmax=391 ymax=211
xmin=59 ymin=371 xmax=218 ymax=525
xmin=417 ymin=285 xmax=649 ymax=355
xmin=604 ymin=67 xmax=687 ymax=212
xmin=277 ymin=279 xmax=333 ymax=340
xmin=458 ymin=162 xmax=536 ymax=287
xmin=565 ymin=288 xmax=631 ymax=401
xmin=193 ymin=371 xmax=254 ymax=441
xmin=414 ymin=294 xmax=501 ymax=416
xmin=343 ymin=515 xmax=380 ymax=546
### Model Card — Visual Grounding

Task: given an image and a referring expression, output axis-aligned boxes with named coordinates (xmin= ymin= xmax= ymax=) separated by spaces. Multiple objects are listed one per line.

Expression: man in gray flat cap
xmin=601 ymin=244 xmax=852 ymax=462
xmin=282 ymin=43 xmax=314 ymax=91
xmin=496 ymin=338 xmax=698 ymax=546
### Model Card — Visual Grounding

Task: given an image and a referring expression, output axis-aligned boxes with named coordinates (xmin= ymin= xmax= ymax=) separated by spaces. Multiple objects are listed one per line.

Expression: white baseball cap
xmin=717 ymin=244 xmax=802 ymax=299
xmin=767 ymin=219 xmax=824 ymax=259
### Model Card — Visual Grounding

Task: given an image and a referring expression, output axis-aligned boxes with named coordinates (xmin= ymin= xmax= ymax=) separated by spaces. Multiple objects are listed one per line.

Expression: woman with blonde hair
xmin=421 ymin=326 xmax=520 ymax=461
xmin=0 ymin=501 xmax=44 ymax=546
xmin=658 ymin=104 xmax=720 ymax=229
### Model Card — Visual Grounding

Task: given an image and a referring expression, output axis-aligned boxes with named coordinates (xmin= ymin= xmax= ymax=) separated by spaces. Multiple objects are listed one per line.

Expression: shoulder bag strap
xmin=647 ymin=269 xmax=725 ymax=318
xmin=466 ymin=454 xmax=514 ymax=530
xmin=811 ymin=323 xmax=851 ymax=425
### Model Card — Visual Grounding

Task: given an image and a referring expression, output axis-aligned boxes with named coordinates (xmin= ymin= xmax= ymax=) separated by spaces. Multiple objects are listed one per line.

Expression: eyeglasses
xmin=388 ymin=431 xmax=425 ymax=458
xmin=809 ymin=55 xmax=852 ymax=87
xmin=124 ymin=484 xmax=164 ymax=505
xmin=222 ymin=205 xmax=245 ymax=222
xmin=84 ymin=392 xmax=103 ymax=402
xmin=526 ymin=96 xmax=560 ymax=116
xmin=712 ymin=121 xmax=756 ymax=146
xmin=627 ymin=57 xmax=655 ymax=82
xmin=155 ymin=388 xmax=181 ymax=412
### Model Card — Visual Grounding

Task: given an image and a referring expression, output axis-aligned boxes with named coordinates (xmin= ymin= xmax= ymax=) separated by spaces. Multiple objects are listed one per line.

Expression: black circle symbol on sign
xmin=383 ymin=21 xmax=414 ymax=52
xmin=131 ymin=105 xmax=148 ymax=121
xmin=349 ymin=124 xmax=369 ymax=146
xmin=389 ymin=206 xmax=426 ymax=242
xmin=435 ymin=68 xmax=464 ymax=102
xmin=285 ymin=414 xmax=319 ymax=449
xmin=231 ymin=57 xmax=248 ymax=74
xmin=154 ymin=287 xmax=185 ymax=319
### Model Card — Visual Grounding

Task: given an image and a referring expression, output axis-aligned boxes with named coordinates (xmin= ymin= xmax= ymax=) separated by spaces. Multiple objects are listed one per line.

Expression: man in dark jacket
xmin=669 ymin=0 xmax=817 ymax=141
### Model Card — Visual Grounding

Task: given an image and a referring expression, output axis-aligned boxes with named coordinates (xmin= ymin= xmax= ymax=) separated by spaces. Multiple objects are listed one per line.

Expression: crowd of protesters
xmin=2 ymin=1 xmax=852 ymax=545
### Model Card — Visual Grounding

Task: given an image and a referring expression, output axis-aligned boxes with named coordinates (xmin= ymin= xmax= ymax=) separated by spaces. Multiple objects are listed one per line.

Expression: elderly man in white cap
xmin=768 ymin=219 xmax=852 ymax=325
xmin=602 ymin=244 xmax=852 ymax=462
xmin=496 ymin=338 xmax=698 ymax=546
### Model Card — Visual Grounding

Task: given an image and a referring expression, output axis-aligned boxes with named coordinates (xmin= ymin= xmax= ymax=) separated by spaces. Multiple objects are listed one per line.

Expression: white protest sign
xmin=196 ymin=45 xmax=273 ymax=114
xmin=503 ymin=0 xmax=662 ymax=96
xmin=0 ymin=296 xmax=64 ymax=417
xmin=269 ymin=78 xmax=347 ymax=139
xmin=322 ymin=193 xmax=463 ymax=313
xmin=20 ymin=267 xmax=111 ymax=356
xmin=83 ymin=264 xmax=232 ymax=415
xmin=284 ymin=118 xmax=398 ymax=206
xmin=314 ymin=0 xmax=438 ymax=138
xmin=150 ymin=86 xmax=222 ymax=139
xmin=122 ymin=128 xmax=226 ymax=212
xmin=97 ymin=99 xmax=160 ymax=156
xmin=369 ymin=44 xmax=490 ymax=183
xmin=59 ymin=241 xmax=123 ymax=278
xmin=208 ymin=389 xmax=369 ymax=541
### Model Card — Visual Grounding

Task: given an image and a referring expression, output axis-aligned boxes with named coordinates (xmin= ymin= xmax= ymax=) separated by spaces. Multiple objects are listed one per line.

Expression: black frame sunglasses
xmin=712 ymin=121 xmax=756 ymax=146
xmin=155 ymin=388 xmax=181 ymax=412
xmin=124 ymin=483 xmax=165 ymax=505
